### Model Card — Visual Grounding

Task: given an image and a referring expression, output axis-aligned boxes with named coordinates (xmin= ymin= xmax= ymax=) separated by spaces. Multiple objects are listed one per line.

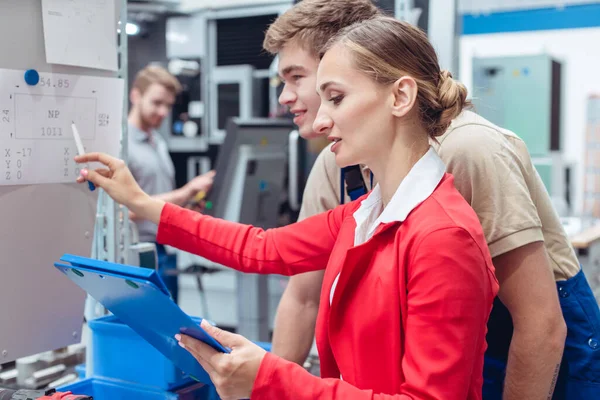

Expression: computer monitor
xmin=204 ymin=117 xmax=294 ymax=229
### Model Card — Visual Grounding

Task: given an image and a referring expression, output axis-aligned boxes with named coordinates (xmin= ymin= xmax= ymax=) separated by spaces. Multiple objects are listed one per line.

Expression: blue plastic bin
xmin=75 ymin=363 xmax=86 ymax=379
xmin=59 ymin=377 xmax=214 ymax=400
xmin=88 ymin=315 xmax=273 ymax=394
xmin=88 ymin=315 xmax=198 ymax=390
xmin=59 ymin=377 xmax=179 ymax=400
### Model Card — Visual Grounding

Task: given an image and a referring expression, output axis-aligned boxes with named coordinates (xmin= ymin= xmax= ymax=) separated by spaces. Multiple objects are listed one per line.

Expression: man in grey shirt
xmin=128 ymin=65 xmax=214 ymax=302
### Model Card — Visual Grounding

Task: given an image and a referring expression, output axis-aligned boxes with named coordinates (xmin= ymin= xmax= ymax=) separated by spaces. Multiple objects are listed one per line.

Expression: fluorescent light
xmin=126 ymin=23 xmax=140 ymax=35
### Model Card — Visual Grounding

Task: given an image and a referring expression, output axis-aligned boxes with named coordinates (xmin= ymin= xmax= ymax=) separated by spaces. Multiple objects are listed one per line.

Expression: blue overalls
xmin=483 ymin=269 xmax=600 ymax=399
xmin=341 ymin=167 xmax=600 ymax=399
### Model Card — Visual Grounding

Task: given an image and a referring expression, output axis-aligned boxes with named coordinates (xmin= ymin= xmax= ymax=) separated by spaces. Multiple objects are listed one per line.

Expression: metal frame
xmin=83 ymin=0 xmax=129 ymax=378
xmin=209 ymin=65 xmax=255 ymax=143
xmin=202 ymin=2 xmax=292 ymax=145
xmin=201 ymin=3 xmax=291 ymax=20
xmin=97 ymin=0 xmax=129 ymax=266
xmin=187 ymin=155 xmax=212 ymax=182
xmin=395 ymin=0 xmax=460 ymax=76
xmin=253 ymin=69 xmax=272 ymax=79
xmin=268 ymin=55 xmax=280 ymax=117
xmin=426 ymin=0 xmax=460 ymax=76
xmin=117 ymin=0 xmax=130 ymax=267
xmin=86 ymin=0 xmax=129 ymax=324
xmin=288 ymin=130 xmax=301 ymax=211
xmin=395 ymin=0 xmax=415 ymax=21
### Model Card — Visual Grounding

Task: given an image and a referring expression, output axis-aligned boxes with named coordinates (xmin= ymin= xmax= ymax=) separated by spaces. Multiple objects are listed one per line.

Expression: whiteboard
xmin=0 ymin=68 xmax=124 ymax=185
xmin=0 ymin=0 xmax=121 ymax=363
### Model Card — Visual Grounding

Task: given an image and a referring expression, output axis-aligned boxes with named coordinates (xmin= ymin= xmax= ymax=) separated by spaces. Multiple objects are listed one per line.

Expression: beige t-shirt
xmin=298 ymin=110 xmax=580 ymax=281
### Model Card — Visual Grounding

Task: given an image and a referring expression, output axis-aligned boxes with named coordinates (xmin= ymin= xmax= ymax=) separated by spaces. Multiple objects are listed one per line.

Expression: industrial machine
xmin=471 ymin=54 xmax=572 ymax=211
xmin=175 ymin=117 xmax=297 ymax=340
xmin=472 ymin=54 xmax=562 ymax=158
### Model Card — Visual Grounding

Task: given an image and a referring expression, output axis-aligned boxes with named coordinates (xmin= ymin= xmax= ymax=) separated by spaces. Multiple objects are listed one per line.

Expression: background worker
xmin=127 ymin=65 xmax=215 ymax=303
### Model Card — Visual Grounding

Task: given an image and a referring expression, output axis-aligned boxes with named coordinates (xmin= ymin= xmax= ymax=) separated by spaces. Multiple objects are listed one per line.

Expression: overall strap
xmin=340 ymin=165 xmax=369 ymax=204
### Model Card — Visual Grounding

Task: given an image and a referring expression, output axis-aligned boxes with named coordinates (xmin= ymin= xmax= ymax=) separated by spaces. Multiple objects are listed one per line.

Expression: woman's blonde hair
xmin=322 ymin=16 xmax=470 ymax=138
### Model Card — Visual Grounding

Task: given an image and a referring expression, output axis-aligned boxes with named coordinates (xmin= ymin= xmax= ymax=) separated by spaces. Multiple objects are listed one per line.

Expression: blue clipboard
xmin=54 ymin=254 xmax=229 ymax=384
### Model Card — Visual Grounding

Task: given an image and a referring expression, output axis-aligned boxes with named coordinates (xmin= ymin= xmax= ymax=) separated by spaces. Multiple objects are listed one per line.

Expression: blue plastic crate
xmin=88 ymin=315 xmax=273 ymax=394
xmin=75 ymin=363 xmax=86 ymax=379
xmin=59 ymin=377 xmax=215 ymax=400
xmin=88 ymin=315 xmax=198 ymax=390
xmin=59 ymin=377 xmax=180 ymax=400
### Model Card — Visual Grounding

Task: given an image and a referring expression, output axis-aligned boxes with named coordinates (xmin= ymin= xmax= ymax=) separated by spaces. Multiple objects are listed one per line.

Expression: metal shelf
xmin=166 ymin=135 xmax=209 ymax=152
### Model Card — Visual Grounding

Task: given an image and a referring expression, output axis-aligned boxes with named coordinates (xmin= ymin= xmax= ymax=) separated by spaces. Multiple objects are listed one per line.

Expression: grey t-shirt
xmin=127 ymin=123 xmax=175 ymax=242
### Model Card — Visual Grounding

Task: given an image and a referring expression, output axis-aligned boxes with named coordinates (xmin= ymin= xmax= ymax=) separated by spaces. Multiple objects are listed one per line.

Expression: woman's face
xmin=314 ymin=44 xmax=396 ymax=168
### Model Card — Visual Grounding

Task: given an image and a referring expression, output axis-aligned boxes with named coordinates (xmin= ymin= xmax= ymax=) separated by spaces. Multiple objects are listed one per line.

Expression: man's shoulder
xmin=126 ymin=124 xmax=163 ymax=143
xmin=127 ymin=123 xmax=144 ymax=137
xmin=443 ymin=110 xmax=520 ymax=140
xmin=126 ymin=125 xmax=147 ymax=149
xmin=435 ymin=110 xmax=526 ymax=160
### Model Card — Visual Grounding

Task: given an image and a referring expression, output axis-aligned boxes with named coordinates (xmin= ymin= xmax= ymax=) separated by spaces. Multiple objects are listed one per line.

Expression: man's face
xmin=131 ymin=83 xmax=175 ymax=130
xmin=277 ymin=44 xmax=322 ymax=139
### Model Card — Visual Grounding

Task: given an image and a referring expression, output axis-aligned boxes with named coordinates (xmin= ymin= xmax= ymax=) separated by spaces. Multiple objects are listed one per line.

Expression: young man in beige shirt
xmin=265 ymin=1 xmax=600 ymax=398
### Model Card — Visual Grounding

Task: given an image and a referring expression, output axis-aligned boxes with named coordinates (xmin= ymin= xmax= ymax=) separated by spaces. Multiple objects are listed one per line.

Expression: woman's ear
xmin=391 ymin=77 xmax=418 ymax=118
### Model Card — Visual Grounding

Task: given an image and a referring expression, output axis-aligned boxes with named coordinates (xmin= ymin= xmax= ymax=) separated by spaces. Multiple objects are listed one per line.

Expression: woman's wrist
xmin=130 ymin=192 xmax=166 ymax=224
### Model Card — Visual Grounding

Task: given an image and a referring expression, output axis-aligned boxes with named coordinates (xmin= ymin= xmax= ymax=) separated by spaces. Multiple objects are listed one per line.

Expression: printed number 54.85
xmin=39 ymin=78 xmax=70 ymax=88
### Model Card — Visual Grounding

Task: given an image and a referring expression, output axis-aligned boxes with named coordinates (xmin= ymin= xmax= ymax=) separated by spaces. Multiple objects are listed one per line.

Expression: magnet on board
xmin=24 ymin=69 xmax=40 ymax=86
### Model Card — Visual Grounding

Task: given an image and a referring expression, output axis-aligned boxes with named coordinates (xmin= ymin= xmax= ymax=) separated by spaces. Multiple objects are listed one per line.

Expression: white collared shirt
xmin=329 ymin=147 xmax=447 ymax=305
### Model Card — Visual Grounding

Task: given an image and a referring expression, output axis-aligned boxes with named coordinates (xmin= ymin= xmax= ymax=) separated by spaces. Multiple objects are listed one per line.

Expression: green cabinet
xmin=472 ymin=55 xmax=562 ymax=158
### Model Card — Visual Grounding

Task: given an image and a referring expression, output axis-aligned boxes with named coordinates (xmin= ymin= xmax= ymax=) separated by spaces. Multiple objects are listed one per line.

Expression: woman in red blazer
xmin=76 ymin=16 xmax=498 ymax=400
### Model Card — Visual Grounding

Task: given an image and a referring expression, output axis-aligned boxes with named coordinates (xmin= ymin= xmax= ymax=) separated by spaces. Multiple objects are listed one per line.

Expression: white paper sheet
xmin=41 ymin=0 xmax=118 ymax=71
xmin=0 ymin=68 xmax=124 ymax=186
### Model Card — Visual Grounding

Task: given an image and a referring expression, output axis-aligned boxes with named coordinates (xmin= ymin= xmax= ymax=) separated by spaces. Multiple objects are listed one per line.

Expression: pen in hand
xmin=71 ymin=121 xmax=96 ymax=191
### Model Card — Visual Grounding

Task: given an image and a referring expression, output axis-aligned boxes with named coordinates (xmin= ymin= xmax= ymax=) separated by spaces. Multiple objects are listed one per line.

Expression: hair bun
xmin=431 ymin=70 xmax=469 ymax=137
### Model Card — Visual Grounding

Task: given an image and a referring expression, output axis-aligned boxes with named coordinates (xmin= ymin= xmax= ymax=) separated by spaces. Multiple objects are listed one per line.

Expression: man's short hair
xmin=132 ymin=65 xmax=182 ymax=96
xmin=263 ymin=0 xmax=380 ymax=57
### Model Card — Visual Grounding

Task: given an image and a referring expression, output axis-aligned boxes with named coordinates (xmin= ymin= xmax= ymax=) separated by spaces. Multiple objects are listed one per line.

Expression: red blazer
xmin=157 ymin=173 xmax=499 ymax=399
